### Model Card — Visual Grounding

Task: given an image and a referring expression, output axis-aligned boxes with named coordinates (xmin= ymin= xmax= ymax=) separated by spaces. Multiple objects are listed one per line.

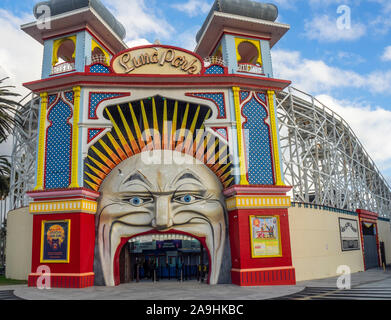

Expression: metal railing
xmin=90 ymin=54 xmax=109 ymax=66
xmin=203 ymin=56 xmax=226 ymax=68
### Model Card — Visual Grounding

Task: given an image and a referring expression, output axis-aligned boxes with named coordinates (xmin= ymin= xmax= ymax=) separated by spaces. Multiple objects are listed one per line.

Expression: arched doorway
xmin=118 ymin=233 xmax=210 ymax=284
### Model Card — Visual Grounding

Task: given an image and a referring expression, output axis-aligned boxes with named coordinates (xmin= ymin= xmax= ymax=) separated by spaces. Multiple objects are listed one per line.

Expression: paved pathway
xmin=0 ymin=268 xmax=389 ymax=300
xmin=275 ymin=269 xmax=391 ymax=300
xmin=11 ymin=281 xmax=304 ymax=300
xmin=0 ymin=290 xmax=23 ymax=300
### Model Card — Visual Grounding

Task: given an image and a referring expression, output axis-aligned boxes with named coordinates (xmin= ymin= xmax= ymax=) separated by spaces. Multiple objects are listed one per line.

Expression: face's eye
xmin=174 ymin=194 xmax=201 ymax=204
xmin=126 ymin=196 xmax=153 ymax=206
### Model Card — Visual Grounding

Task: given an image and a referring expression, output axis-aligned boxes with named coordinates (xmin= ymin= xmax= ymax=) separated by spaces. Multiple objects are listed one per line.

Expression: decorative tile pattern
xmin=64 ymin=91 xmax=74 ymax=104
xmin=240 ymin=91 xmax=250 ymax=103
xmin=89 ymin=63 xmax=111 ymax=74
xmin=205 ymin=65 xmax=225 ymax=75
xmin=256 ymin=92 xmax=266 ymax=103
xmin=88 ymin=128 xmax=105 ymax=143
xmin=242 ymin=95 xmax=274 ymax=185
xmin=186 ymin=92 xmax=226 ymax=119
xmin=212 ymin=127 xmax=228 ymax=140
xmin=226 ymin=195 xmax=291 ymax=210
xmin=45 ymin=99 xmax=73 ymax=189
xmin=89 ymin=93 xmax=129 ymax=119
xmin=29 ymin=199 xmax=98 ymax=214
xmin=48 ymin=94 xmax=58 ymax=107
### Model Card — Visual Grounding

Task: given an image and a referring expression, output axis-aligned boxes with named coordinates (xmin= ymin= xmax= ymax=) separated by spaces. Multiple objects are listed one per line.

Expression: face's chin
xmin=96 ymin=151 xmax=226 ymax=286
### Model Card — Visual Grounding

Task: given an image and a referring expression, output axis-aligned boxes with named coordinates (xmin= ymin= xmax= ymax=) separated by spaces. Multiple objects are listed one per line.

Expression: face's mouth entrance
xmin=114 ymin=230 xmax=212 ymax=285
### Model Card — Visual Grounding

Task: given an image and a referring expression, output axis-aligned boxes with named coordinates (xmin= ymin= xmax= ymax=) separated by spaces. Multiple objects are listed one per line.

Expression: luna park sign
xmin=111 ymin=45 xmax=204 ymax=75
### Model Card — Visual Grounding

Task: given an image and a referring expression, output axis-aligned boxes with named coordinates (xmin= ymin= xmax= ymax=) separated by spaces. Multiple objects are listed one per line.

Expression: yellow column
xmin=232 ymin=87 xmax=249 ymax=185
xmin=34 ymin=93 xmax=48 ymax=190
xmin=267 ymin=90 xmax=284 ymax=186
xmin=69 ymin=86 xmax=81 ymax=188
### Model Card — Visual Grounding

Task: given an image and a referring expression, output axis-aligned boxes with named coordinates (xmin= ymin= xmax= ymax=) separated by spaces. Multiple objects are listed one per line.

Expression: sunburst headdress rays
xmin=84 ymin=96 xmax=234 ymax=191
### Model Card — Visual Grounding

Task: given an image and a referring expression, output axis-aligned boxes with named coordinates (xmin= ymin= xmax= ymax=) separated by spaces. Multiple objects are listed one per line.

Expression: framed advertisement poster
xmin=339 ymin=218 xmax=360 ymax=251
xmin=40 ymin=220 xmax=71 ymax=263
xmin=250 ymin=216 xmax=282 ymax=258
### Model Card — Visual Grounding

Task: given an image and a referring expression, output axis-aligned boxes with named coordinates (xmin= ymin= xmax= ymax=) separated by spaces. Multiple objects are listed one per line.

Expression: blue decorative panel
xmin=205 ymin=65 xmax=225 ymax=75
xmin=89 ymin=63 xmax=111 ymax=74
xmin=242 ymin=95 xmax=274 ymax=185
xmin=212 ymin=127 xmax=228 ymax=140
xmin=89 ymin=93 xmax=129 ymax=119
xmin=256 ymin=92 xmax=266 ymax=103
xmin=240 ymin=91 xmax=250 ymax=102
xmin=88 ymin=128 xmax=105 ymax=143
xmin=186 ymin=92 xmax=226 ymax=119
xmin=48 ymin=94 xmax=57 ymax=106
xmin=64 ymin=91 xmax=74 ymax=104
xmin=45 ymin=99 xmax=73 ymax=189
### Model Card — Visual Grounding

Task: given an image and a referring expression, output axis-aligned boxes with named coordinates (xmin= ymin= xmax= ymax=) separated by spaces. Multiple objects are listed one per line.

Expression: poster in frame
xmin=40 ymin=219 xmax=71 ymax=263
xmin=339 ymin=217 xmax=360 ymax=251
xmin=249 ymin=215 xmax=282 ymax=258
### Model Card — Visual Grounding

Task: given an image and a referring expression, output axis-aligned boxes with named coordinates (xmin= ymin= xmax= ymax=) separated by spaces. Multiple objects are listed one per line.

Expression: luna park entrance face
xmin=118 ymin=234 xmax=210 ymax=284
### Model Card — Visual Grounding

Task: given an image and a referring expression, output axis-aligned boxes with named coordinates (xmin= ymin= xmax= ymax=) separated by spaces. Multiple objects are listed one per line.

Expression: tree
xmin=0 ymin=77 xmax=20 ymax=143
xmin=0 ymin=77 xmax=21 ymax=199
xmin=0 ymin=77 xmax=20 ymax=272
xmin=0 ymin=156 xmax=10 ymax=200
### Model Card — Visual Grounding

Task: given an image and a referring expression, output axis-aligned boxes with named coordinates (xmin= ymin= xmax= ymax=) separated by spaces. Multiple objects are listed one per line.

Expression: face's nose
xmin=153 ymin=195 xmax=172 ymax=229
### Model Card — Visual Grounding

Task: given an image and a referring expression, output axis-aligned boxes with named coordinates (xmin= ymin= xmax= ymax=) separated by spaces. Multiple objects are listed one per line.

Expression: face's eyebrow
xmin=173 ymin=171 xmax=203 ymax=185
xmin=122 ymin=171 xmax=152 ymax=187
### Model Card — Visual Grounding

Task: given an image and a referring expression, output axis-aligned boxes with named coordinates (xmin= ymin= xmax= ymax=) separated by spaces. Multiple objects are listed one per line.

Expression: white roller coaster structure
xmin=277 ymin=87 xmax=391 ymax=219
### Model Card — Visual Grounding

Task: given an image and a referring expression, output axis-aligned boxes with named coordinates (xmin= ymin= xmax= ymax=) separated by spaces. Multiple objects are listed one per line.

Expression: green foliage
xmin=0 ymin=156 xmax=10 ymax=200
xmin=0 ymin=77 xmax=21 ymax=143
xmin=0 ymin=77 xmax=21 ymax=199
xmin=0 ymin=275 xmax=27 ymax=286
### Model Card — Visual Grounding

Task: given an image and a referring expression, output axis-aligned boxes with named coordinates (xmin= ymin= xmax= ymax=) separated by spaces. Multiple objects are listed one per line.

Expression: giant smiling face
xmin=95 ymin=150 xmax=227 ymax=286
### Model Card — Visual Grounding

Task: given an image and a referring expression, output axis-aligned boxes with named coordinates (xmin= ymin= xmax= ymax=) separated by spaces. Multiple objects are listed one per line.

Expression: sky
xmin=0 ymin=0 xmax=390 ymax=184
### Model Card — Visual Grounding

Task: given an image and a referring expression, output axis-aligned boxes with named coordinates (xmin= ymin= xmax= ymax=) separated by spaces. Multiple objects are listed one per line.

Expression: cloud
xmin=315 ymin=94 xmax=391 ymax=173
xmin=381 ymin=46 xmax=391 ymax=62
xmin=304 ymin=14 xmax=366 ymax=42
xmin=126 ymin=38 xmax=152 ymax=49
xmin=272 ymin=49 xmax=365 ymax=93
xmin=272 ymin=49 xmax=391 ymax=95
xmin=0 ymin=9 xmax=42 ymax=97
xmin=102 ymin=0 xmax=175 ymax=42
xmin=171 ymin=0 xmax=212 ymax=17
xmin=369 ymin=0 xmax=391 ymax=13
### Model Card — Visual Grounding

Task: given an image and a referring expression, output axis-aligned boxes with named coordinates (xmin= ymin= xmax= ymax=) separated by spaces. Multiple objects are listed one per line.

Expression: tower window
xmin=52 ymin=37 xmax=76 ymax=75
xmin=56 ymin=39 xmax=76 ymax=64
xmin=91 ymin=47 xmax=109 ymax=65
xmin=237 ymin=41 xmax=260 ymax=66
xmin=235 ymin=38 xmax=264 ymax=75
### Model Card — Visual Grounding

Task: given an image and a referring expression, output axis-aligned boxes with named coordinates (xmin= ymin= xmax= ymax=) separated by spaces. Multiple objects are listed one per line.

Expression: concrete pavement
xmin=1 ymin=268 xmax=390 ymax=300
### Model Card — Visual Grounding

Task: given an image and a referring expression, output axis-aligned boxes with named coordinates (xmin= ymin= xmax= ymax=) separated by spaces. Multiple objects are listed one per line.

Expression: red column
xmin=225 ymin=185 xmax=295 ymax=286
xmin=27 ymin=188 xmax=99 ymax=288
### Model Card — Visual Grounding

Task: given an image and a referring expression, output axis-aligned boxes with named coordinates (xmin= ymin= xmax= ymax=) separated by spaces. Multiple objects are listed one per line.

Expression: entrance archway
xmin=114 ymin=231 xmax=211 ymax=285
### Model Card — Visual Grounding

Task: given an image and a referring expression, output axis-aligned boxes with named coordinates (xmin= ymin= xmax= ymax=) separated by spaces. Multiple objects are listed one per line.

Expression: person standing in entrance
xmin=135 ymin=257 xmax=140 ymax=282
xmin=201 ymin=264 xmax=208 ymax=283
xmin=177 ymin=256 xmax=184 ymax=282
xmin=154 ymin=256 xmax=159 ymax=282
